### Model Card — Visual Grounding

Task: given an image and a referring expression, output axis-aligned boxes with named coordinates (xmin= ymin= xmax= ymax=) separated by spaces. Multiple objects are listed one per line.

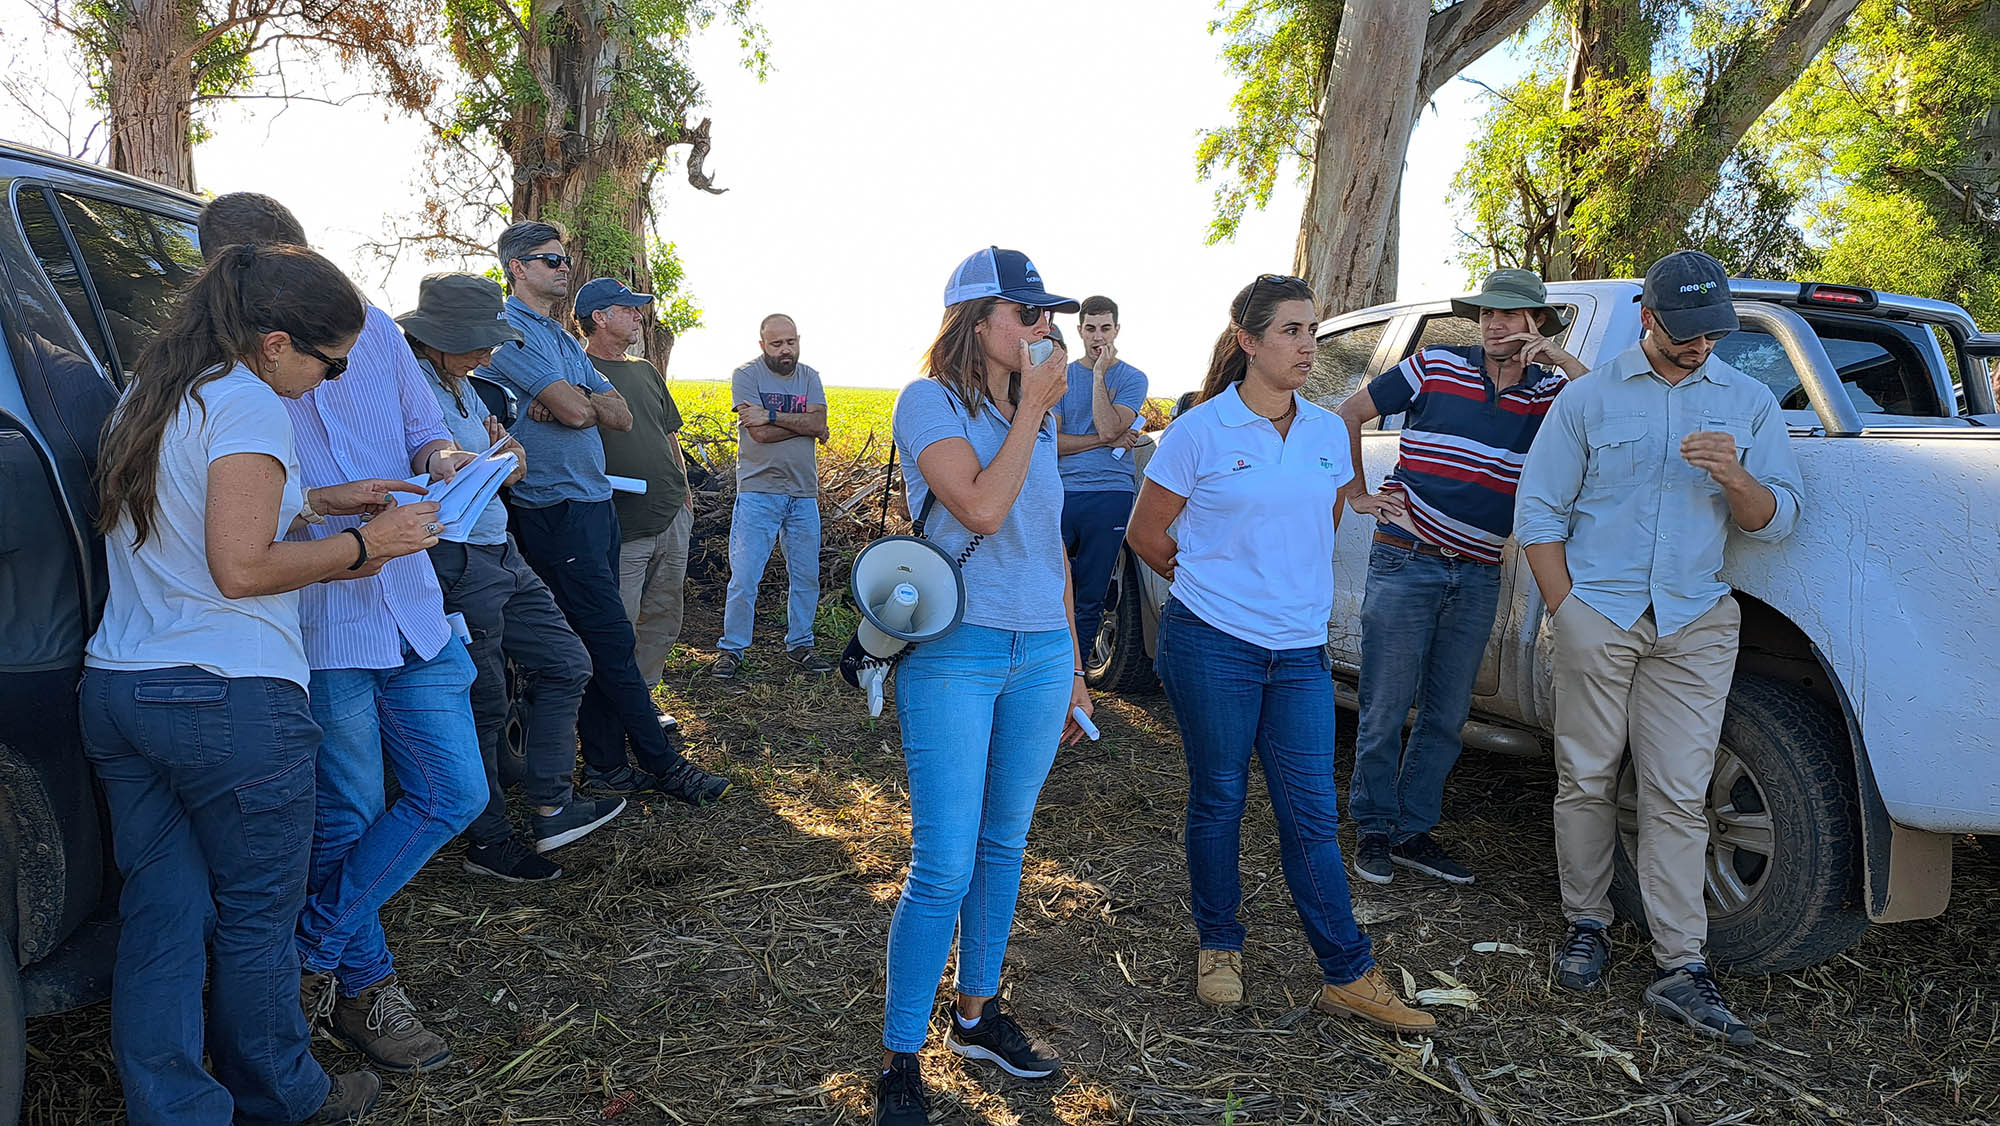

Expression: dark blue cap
xmin=574 ymin=277 xmax=654 ymax=323
xmin=1642 ymin=250 xmax=1738 ymax=340
xmin=942 ymin=247 xmax=1079 ymax=312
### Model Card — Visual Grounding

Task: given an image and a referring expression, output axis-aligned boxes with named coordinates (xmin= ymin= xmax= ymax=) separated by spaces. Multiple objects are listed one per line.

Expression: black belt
xmin=1372 ymin=530 xmax=1491 ymax=563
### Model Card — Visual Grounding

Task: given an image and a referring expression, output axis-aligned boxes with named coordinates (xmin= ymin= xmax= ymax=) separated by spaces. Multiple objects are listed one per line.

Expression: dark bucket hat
xmin=1449 ymin=267 xmax=1569 ymax=337
xmin=396 ymin=273 xmax=524 ymax=354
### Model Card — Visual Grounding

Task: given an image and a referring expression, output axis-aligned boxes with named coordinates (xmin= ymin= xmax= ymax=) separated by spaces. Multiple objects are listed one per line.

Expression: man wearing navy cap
xmin=1516 ymin=249 xmax=1803 ymax=1046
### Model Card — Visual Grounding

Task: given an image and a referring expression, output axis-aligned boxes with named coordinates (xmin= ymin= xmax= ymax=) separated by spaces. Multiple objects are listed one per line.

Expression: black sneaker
xmin=655 ymin=759 xmax=732 ymax=806
xmin=788 ymin=646 xmax=834 ymax=674
xmin=712 ymin=651 xmax=744 ymax=679
xmin=579 ymin=764 xmax=663 ymax=798
xmin=943 ymin=999 xmax=1062 ymax=1079
xmin=1644 ymin=963 xmax=1756 ymax=1046
xmin=1555 ymin=920 xmax=1611 ymax=991
xmin=531 ymin=797 xmax=626 ymax=853
xmin=303 ymin=1070 xmax=381 ymax=1125
xmin=1390 ymin=833 xmax=1475 ymax=885
xmin=874 ymin=1052 xmax=932 ymax=1126
xmin=1352 ymin=834 xmax=1394 ymax=885
xmin=463 ymin=834 xmax=562 ymax=882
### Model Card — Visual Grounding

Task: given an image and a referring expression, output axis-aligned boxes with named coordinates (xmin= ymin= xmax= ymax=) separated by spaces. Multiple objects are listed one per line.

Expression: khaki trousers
xmin=1550 ymin=594 xmax=1740 ymax=969
xmin=619 ymin=505 xmax=693 ymax=690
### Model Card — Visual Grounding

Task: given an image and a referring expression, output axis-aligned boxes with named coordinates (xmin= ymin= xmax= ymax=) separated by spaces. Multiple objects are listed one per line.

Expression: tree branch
xmin=1419 ymin=0 xmax=1548 ymax=103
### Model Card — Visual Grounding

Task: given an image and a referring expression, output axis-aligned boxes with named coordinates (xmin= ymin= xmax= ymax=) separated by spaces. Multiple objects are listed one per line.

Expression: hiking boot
xmin=1644 ymin=963 xmax=1756 ymax=1047
xmin=655 ymin=759 xmax=732 ymax=806
xmin=1390 ymin=833 xmax=1474 ymax=885
xmin=1196 ymin=949 xmax=1244 ymax=1006
xmin=944 ymin=999 xmax=1063 ymax=1079
xmin=580 ymin=764 xmax=663 ymax=798
xmin=1353 ymin=834 xmax=1394 ymax=885
xmin=874 ymin=1051 xmax=932 ymax=1126
xmin=329 ymin=974 xmax=452 ymax=1073
xmin=711 ymin=650 xmax=744 ymax=679
xmin=788 ymin=646 xmax=834 ymax=675
xmin=302 ymin=1070 xmax=381 ymax=1125
xmin=1555 ymin=920 xmax=1612 ymax=991
xmin=301 ymin=968 xmax=337 ymax=1036
xmin=463 ymin=834 xmax=562 ymax=881
xmin=531 ymin=797 xmax=627 ymax=853
xmin=1312 ymin=967 xmax=1437 ymax=1033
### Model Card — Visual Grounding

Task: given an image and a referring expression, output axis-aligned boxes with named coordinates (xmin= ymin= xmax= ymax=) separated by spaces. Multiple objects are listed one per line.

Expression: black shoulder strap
xmin=913 ymin=490 xmax=938 ymax=538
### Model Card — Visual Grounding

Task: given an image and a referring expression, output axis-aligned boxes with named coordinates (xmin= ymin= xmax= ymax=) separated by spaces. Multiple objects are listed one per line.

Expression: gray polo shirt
xmin=732 ymin=356 xmax=825 ymax=497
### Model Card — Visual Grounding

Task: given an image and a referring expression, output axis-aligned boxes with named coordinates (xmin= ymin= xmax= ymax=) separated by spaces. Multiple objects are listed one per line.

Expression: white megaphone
xmin=841 ymin=535 xmax=966 ymax=716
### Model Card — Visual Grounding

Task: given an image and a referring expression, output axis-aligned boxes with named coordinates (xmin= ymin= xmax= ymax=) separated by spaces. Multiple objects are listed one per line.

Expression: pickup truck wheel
xmin=1609 ymin=676 xmax=1867 ymax=974
xmin=1 ymin=944 xmax=24 ymax=1126
xmin=1084 ymin=552 xmax=1157 ymax=695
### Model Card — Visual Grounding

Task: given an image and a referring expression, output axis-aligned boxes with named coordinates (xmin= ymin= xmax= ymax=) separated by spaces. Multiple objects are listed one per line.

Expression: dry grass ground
xmin=23 ymin=588 xmax=2000 ymax=1124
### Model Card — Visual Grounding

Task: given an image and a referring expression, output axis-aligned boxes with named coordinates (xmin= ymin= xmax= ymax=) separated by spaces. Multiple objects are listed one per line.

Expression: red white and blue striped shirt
xmin=1367 ymin=345 xmax=1567 ymax=565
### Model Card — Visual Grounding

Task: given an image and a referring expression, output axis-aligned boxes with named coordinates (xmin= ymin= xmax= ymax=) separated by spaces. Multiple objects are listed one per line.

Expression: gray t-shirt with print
xmin=732 ymin=357 xmax=825 ymax=497
xmin=892 ymin=377 xmax=1068 ymax=634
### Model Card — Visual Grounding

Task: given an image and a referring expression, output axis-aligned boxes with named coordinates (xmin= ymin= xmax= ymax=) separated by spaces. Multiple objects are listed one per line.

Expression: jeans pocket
xmin=132 ymin=677 xmax=233 ymax=768
xmin=1366 ymin=540 xmax=1410 ymax=576
xmin=235 ymin=756 xmax=316 ymax=862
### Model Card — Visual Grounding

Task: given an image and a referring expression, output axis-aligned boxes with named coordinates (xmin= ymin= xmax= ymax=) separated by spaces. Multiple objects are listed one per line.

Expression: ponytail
xmin=1197 ymin=274 xmax=1316 ymax=405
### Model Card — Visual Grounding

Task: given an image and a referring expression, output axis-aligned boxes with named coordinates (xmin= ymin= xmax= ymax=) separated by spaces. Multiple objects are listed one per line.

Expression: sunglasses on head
xmin=1241 ymin=273 xmax=1309 ymax=320
xmin=516 ymin=252 xmax=572 ymax=270
xmin=292 ymin=338 xmax=348 ymax=380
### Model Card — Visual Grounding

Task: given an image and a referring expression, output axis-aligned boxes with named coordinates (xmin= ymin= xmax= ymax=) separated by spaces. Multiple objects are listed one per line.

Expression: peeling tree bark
xmin=106 ymin=0 xmax=199 ymax=191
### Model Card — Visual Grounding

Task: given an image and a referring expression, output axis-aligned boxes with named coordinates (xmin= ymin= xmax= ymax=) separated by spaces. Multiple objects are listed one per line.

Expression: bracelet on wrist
xmin=343 ymin=526 xmax=369 ymax=571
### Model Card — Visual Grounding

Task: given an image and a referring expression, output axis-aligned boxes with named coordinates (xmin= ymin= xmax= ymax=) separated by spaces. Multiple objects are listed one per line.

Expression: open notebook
xmin=405 ymin=435 xmax=518 ymax=543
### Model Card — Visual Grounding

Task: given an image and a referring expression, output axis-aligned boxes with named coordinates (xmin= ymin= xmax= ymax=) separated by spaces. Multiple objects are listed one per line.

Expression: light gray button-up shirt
xmin=1514 ymin=343 xmax=1804 ymax=636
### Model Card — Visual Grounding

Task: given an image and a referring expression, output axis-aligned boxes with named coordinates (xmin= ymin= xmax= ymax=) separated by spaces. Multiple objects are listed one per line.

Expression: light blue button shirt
xmin=481 ymin=296 xmax=616 ymax=508
xmin=1514 ymin=343 xmax=1804 ymax=636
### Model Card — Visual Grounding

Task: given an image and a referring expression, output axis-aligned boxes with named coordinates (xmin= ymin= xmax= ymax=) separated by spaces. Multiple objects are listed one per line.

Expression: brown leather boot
xmin=1312 ymin=967 xmax=1437 ymax=1032
xmin=329 ymin=973 xmax=452 ymax=1073
xmin=300 ymin=969 xmax=336 ymax=1031
xmin=302 ymin=1070 xmax=381 ymax=1125
xmin=1196 ymin=949 xmax=1244 ymax=1006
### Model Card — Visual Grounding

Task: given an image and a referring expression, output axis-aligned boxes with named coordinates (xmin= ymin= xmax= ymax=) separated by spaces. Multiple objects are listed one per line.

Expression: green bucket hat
xmin=395 ymin=273 xmax=524 ymax=354
xmin=1448 ymin=268 xmax=1569 ymax=337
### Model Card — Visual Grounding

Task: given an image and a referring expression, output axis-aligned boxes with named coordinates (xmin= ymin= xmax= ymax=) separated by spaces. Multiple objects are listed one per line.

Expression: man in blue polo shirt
xmin=483 ymin=222 xmax=729 ymax=807
xmin=1335 ymin=268 xmax=1586 ymax=886
xmin=1053 ymin=295 xmax=1149 ymax=661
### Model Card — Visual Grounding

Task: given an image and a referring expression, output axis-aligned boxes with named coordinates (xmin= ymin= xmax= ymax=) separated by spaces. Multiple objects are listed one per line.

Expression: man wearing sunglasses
xmin=1515 ymin=249 xmax=1803 ymax=1046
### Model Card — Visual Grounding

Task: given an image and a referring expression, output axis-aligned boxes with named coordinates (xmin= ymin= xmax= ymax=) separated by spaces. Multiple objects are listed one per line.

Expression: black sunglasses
xmin=1011 ymin=303 xmax=1053 ymax=327
xmin=1240 ymin=273 xmax=1309 ymax=321
xmin=516 ymin=252 xmax=572 ymax=270
xmin=1667 ymin=328 xmax=1732 ymax=346
xmin=292 ymin=339 xmax=348 ymax=380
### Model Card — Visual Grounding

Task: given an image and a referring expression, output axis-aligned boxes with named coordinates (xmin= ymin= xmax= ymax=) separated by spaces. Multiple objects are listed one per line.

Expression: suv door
xmin=1312 ymin=312 xmax=1408 ymax=668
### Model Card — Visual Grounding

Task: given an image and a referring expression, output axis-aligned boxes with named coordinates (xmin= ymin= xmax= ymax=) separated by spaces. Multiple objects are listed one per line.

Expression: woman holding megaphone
xmin=871 ymin=249 xmax=1093 ymax=1126
xmin=1126 ymin=274 xmax=1433 ymax=1033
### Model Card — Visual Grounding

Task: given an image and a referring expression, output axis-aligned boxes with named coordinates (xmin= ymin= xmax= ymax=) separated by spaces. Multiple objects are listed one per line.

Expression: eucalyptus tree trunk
xmin=106 ymin=0 xmax=197 ymax=191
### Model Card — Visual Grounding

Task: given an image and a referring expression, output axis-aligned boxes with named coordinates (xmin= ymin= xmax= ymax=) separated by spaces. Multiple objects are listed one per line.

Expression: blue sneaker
xmin=1556 ymin=920 xmax=1611 ymax=990
xmin=1644 ymin=963 xmax=1756 ymax=1047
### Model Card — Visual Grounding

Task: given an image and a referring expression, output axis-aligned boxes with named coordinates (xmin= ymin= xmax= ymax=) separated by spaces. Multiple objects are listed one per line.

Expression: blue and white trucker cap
xmin=943 ymin=247 xmax=1080 ymax=312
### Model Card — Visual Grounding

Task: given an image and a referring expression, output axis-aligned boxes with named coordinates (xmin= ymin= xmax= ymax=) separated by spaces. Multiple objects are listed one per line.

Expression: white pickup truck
xmin=1088 ymin=279 xmax=2000 ymax=973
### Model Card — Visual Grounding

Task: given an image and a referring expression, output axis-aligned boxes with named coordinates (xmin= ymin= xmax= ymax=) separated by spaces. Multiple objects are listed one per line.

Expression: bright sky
xmin=1 ymin=0 xmax=1529 ymax=396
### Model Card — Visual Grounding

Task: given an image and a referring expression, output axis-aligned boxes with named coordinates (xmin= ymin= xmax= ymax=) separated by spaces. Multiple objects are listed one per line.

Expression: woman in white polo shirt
xmin=1127 ymin=274 xmax=1431 ymax=1032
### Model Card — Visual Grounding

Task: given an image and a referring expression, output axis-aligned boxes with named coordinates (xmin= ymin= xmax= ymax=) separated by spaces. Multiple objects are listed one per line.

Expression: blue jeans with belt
xmin=1349 ymin=538 xmax=1503 ymax=842
xmin=297 ymin=638 xmax=484 ymax=994
xmin=1155 ymin=599 xmax=1374 ymax=986
xmin=882 ymin=624 xmax=1071 ymax=1053
xmin=81 ymin=667 xmax=329 ymax=1125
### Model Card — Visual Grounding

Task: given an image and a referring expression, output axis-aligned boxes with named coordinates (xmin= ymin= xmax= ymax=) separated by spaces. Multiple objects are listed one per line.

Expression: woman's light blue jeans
xmin=882 ymin=624 xmax=1071 ymax=1053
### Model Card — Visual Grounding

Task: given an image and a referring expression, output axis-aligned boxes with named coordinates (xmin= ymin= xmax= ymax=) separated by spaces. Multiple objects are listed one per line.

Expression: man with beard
xmin=713 ymin=314 xmax=829 ymax=678
xmin=1335 ymin=269 xmax=1586 ymax=888
xmin=483 ymin=224 xmax=730 ymax=806
xmin=1516 ymin=250 xmax=1800 ymax=1045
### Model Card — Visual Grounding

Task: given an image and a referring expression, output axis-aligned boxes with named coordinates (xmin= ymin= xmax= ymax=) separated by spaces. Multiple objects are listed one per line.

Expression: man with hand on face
xmin=483 ymin=225 xmax=731 ymax=808
xmin=1515 ymin=249 xmax=1802 ymax=1047
xmin=714 ymin=314 xmax=830 ymax=679
xmin=1336 ymin=268 xmax=1586 ymax=890
xmin=1052 ymin=295 xmax=1149 ymax=663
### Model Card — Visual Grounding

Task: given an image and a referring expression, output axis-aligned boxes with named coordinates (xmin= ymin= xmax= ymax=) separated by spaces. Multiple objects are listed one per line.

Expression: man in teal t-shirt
xmin=1053 ymin=295 xmax=1149 ymax=659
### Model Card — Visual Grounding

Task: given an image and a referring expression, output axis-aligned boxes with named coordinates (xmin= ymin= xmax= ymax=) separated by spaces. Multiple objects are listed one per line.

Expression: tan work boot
xmin=302 ymin=1070 xmax=381 ymax=1125
xmin=1313 ymin=967 xmax=1436 ymax=1032
xmin=329 ymin=973 xmax=452 ymax=1073
xmin=1196 ymin=949 xmax=1244 ymax=1006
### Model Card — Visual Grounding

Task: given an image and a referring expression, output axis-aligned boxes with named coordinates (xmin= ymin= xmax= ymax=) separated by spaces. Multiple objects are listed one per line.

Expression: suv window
xmin=16 ymin=189 xmax=202 ymax=382
xmin=1401 ymin=306 xmax=1579 ymax=359
xmin=1714 ymin=318 xmax=1945 ymax=417
xmin=1304 ymin=318 xmax=1388 ymax=410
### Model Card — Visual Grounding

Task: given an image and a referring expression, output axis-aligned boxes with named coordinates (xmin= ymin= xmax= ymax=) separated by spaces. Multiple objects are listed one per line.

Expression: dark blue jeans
xmin=80 ymin=667 xmax=329 ymax=1125
xmin=1349 ymin=539 xmax=1503 ymax=842
xmin=1155 ymin=599 xmax=1374 ymax=986
xmin=512 ymin=498 xmax=684 ymax=776
xmin=1060 ymin=489 xmax=1133 ymax=651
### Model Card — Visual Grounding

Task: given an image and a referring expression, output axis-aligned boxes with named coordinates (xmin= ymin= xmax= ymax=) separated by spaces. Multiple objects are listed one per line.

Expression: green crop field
xmin=668 ymin=379 xmax=899 ymax=465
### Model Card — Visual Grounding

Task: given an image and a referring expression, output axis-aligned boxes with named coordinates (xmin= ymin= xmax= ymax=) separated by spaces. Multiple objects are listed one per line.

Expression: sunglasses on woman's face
xmin=517 ymin=252 xmax=572 ymax=270
xmin=1012 ymin=303 xmax=1052 ymax=327
xmin=293 ymin=339 xmax=348 ymax=380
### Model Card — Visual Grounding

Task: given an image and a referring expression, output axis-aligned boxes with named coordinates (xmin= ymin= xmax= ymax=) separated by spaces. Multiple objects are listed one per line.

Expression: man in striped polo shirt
xmin=1336 ymin=269 xmax=1587 ymax=886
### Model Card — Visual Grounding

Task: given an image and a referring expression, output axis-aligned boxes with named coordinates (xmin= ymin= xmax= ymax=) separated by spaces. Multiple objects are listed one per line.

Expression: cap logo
xmin=1679 ymin=281 xmax=1719 ymax=294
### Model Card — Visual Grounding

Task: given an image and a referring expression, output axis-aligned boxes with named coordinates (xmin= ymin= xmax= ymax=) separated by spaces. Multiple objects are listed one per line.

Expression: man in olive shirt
xmin=576 ymin=278 xmax=694 ymax=691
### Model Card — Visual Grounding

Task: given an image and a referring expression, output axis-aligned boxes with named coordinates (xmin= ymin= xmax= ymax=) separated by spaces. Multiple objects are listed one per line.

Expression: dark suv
xmin=0 ymin=142 xmax=208 ymax=1120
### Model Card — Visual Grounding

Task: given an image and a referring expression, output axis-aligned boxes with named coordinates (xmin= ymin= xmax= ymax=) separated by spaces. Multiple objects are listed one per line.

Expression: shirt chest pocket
xmin=1585 ymin=414 xmax=1653 ymax=483
xmin=1690 ymin=419 xmax=1753 ymax=493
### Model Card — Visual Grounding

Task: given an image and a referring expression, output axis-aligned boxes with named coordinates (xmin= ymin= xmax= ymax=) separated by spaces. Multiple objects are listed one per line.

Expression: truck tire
xmin=1 ymin=945 xmax=24 ymax=1126
xmin=1608 ymin=675 xmax=1868 ymax=974
xmin=1084 ymin=552 xmax=1157 ymax=695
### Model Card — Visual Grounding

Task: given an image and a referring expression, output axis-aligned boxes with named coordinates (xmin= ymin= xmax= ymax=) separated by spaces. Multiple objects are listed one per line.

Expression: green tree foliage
xmin=1194 ymin=0 xmax=1344 ymax=244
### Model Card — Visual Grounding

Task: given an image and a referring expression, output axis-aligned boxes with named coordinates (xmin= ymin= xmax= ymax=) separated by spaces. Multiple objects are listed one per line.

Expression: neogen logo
xmin=1679 ymin=281 xmax=1719 ymax=294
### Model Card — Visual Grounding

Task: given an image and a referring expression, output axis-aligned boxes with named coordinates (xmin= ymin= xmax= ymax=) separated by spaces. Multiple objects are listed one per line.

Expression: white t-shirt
xmin=85 ymin=364 xmax=310 ymax=686
xmin=1143 ymin=383 xmax=1355 ymax=650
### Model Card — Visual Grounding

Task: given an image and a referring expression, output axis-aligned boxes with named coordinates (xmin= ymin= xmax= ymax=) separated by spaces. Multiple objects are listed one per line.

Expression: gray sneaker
xmin=1555 ymin=920 xmax=1611 ymax=991
xmin=712 ymin=650 xmax=744 ymax=679
xmin=531 ymin=797 xmax=626 ymax=853
xmin=1644 ymin=963 xmax=1756 ymax=1046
